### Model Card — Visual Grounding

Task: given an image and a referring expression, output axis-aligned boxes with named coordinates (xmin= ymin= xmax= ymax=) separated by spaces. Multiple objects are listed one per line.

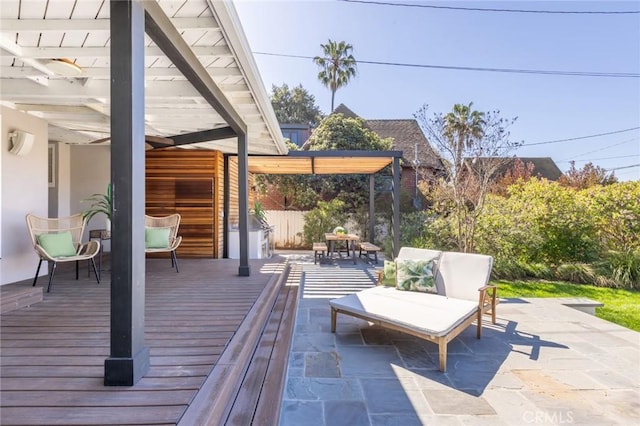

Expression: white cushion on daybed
xmin=329 ymin=286 xmax=478 ymax=337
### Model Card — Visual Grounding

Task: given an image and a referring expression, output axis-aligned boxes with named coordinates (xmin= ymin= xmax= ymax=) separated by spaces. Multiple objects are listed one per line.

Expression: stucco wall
xmin=0 ymin=106 xmax=49 ymax=285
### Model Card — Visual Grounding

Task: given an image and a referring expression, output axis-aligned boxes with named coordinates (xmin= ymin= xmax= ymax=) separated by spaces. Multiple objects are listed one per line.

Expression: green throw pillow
xmin=145 ymin=227 xmax=171 ymax=249
xmin=396 ymin=258 xmax=437 ymax=293
xmin=37 ymin=232 xmax=77 ymax=257
xmin=380 ymin=259 xmax=396 ymax=286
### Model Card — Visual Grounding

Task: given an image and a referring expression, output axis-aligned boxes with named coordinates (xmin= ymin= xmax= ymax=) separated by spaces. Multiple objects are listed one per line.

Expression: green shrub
xmin=599 ymin=250 xmax=640 ymax=289
xmin=555 ymin=263 xmax=597 ymax=284
xmin=583 ymin=181 xmax=640 ymax=252
xmin=491 ymin=259 xmax=553 ymax=280
xmin=492 ymin=259 xmax=529 ymax=280
xmin=302 ymin=199 xmax=347 ymax=247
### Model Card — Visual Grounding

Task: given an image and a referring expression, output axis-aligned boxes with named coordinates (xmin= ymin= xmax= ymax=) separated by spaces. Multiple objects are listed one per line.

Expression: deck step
xmin=228 ymin=264 xmax=300 ymax=425
xmin=0 ymin=286 xmax=43 ymax=314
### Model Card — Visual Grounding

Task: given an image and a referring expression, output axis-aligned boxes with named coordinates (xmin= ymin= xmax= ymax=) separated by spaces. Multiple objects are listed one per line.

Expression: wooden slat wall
xmin=215 ymin=154 xmax=224 ymax=259
xmin=227 ymin=156 xmax=239 ymax=228
xmin=146 ymin=150 xmax=222 ymax=258
xmin=227 ymin=156 xmax=257 ymax=226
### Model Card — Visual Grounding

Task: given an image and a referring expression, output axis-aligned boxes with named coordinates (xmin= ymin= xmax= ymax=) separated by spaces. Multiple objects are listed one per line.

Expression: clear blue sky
xmin=234 ymin=0 xmax=640 ymax=180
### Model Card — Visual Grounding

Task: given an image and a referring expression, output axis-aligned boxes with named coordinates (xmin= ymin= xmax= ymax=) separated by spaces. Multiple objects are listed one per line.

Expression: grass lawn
xmin=493 ymin=279 xmax=640 ymax=332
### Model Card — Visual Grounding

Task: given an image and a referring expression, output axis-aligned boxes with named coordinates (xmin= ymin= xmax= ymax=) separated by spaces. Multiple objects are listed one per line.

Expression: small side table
xmin=89 ymin=229 xmax=111 ymax=278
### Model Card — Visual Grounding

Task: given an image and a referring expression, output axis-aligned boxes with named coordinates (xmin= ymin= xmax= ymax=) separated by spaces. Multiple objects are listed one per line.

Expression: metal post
xmin=369 ymin=174 xmax=375 ymax=243
xmin=104 ymin=0 xmax=149 ymax=386
xmin=237 ymin=132 xmax=250 ymax=276
xmin=392 ymin=157 xmax=401 ymax=258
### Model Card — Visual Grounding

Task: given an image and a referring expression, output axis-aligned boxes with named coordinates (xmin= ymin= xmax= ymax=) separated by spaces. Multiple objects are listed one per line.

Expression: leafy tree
xmin=582 ymin=181 xmax=640 ymax=252
xmin=415 ymin=103 xmax=521 ymax=252
xmin=270 ymin=83 xmax=323 ymax=127
xmin=559 ymin=161 xmax=618 ymax=189
xmin=475 ymin=178 xmax=598 ymax=264
xmin=492 ymin=158 xmax=536 ymax=195
xmin=304 ymin=113 xmax=391 ymax=151
xmin=255 ymin=140 xmax=318 ymax=210
xmin=302 ymin=113 xmax=392 ymax=210
xmin=313 ymin=40 xmax=357 ymax=111
xmin=302 ymin=199 xmax=347 ymax=246
xmin=444 ymin=102 xmax=486 ymax=175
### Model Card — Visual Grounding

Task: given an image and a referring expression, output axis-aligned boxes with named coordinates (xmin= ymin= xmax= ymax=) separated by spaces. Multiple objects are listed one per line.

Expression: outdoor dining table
xmin=325 ymin=233 xmax=360 ymax=264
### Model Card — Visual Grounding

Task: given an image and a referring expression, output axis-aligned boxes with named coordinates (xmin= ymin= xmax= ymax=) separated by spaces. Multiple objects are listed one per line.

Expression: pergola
xmin=247 ymin=150 xmax=402 ymax=252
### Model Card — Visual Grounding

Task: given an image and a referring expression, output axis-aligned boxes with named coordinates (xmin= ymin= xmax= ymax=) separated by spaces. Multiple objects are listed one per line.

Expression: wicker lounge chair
xmin=26 ymin=213 xmax=101 ymax=292
xmin=145 ymin=213 xmax=182 ymax=272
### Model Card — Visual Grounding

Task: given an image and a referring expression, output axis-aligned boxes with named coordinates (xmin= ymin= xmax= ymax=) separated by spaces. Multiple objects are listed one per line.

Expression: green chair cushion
xmin=145 ymin=227 xmax=171 ymax=249
xmin=37 ymin=232 xmax=77 ymax=257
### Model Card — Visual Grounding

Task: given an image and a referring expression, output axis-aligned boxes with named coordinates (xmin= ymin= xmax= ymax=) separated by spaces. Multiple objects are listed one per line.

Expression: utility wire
xmin=605 ymin=164 xmax=640 ymax=171
xmin=254 ymin=51 xmax=640 ymax=78
xmin=558 ymin=138 xmax=639 ymax=162
xmin=521 ymin=127 xmax=640 ymax=146
xmin=557 ymin=154 xmax=640 ymax=163
xmin=338 ymin=0 xmax=640 ymax=15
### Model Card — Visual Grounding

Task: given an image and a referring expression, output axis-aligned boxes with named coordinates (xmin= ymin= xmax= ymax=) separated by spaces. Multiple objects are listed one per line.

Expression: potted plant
xmin=82 ymin=183 xmax=113 ymax=231
xmin=250 ymin=201 xmax=268 ymax=226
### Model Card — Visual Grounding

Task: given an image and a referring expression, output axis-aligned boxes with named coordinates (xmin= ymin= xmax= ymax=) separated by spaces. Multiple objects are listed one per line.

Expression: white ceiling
xmin=0 ymin=0 xmax=287 ymax=155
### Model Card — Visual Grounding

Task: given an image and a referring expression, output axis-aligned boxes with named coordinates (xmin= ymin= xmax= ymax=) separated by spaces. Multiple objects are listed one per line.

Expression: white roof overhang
xmin=0 ymin=0 xmax=287 ymax=155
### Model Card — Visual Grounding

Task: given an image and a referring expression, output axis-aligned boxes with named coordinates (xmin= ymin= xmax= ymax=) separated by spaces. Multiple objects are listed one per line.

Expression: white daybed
xmin=329 ymin=248 xmax=498 ymax=371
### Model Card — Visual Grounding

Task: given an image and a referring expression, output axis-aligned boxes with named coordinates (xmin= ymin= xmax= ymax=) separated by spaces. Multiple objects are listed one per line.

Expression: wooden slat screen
xmin=146 ymin=150 xmax=221 ymax=258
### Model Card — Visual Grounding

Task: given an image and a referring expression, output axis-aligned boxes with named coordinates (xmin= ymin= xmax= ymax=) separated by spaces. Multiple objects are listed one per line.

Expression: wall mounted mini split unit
xmin=8 ymin=130 xmax=35 ymax=156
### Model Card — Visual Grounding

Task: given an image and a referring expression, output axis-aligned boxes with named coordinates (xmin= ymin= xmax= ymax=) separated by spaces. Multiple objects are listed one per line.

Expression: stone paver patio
xmin=278 ymin=255 xmax=640 ymax=425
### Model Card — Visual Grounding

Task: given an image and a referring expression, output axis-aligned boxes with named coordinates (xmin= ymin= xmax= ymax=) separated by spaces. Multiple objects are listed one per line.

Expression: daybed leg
xmin=491 ymin=293 xmax=497 ymax=324
xmin=477 ymin=309 xmax=483 ymax=339
xmin=438 ymin=339 xmax=447 ymax=372
xmin=331 ymin=308 xmax=337 ymax=333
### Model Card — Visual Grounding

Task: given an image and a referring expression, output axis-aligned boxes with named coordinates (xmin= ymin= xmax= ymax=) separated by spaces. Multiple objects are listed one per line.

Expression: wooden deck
xmin=0 ymin=255 xmax=297 ymax=425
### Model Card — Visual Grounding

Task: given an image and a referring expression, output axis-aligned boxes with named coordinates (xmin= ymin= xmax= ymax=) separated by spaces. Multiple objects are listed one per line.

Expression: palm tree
xmin=313 ymin=40 xmax=357 ymax=111
xmin=444 ymin=102 xmax=485 ymax=169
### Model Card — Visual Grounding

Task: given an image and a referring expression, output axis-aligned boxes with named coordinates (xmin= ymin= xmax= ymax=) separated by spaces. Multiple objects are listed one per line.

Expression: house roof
xmin=332 ymin=104 xmax=359 ymax=119
xmin=507 ymin=157 xmax=564 ymax=181
xmin=366 ymin=119 xmax=442 ymax=169
xmin=0 ymin=0 xmax=287 ymax=155
xmin=468 ymin=157 xmax=564 ymax=181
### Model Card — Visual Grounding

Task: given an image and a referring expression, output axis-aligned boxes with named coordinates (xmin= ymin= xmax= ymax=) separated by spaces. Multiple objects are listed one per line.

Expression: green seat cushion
xmin=37 ymin=232 xmax=77 ymax=257
xmin=145 ymin=227 xmax=171 ymax=249
xmin=396 ymin=258 xmax=437 ymax=293
xmin=380 ymin=259 xmax=396 ymax=286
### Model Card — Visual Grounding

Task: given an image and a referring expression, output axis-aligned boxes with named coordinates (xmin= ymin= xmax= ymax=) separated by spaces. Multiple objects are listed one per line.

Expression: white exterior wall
xmin=0 ymin=106 xmax=111 ymax=286
xmin=71 ymin=145 xmax=110 ymax=249
xmin=0 ymin=106 xmax=49 ymax=285
xmin=57 ymin=142 xmax=72 ymax=217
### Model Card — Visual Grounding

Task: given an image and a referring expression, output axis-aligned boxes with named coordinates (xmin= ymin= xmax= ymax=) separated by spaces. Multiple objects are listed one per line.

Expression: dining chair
xmin=26 ymin=213 xmax=101 ymax=292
